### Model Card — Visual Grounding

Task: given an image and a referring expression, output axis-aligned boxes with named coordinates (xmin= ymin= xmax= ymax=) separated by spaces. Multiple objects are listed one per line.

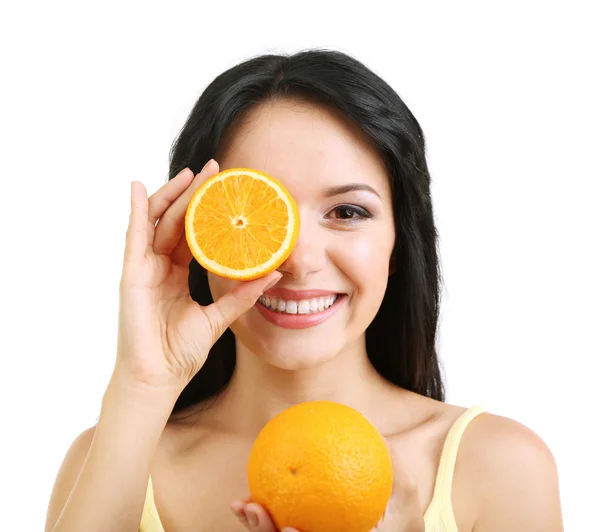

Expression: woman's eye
xmin=329 ymin=204 xmax=373 ymax=221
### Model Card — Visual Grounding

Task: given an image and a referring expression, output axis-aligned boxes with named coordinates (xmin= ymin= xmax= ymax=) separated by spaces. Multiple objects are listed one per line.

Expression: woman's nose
xmin=278 ymin=221 xmax=327 ymax=280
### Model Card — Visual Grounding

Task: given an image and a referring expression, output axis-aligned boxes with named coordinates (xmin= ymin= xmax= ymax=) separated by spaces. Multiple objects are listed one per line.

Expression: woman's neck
xmin=212 ymin=337 xmax=399 ymax=435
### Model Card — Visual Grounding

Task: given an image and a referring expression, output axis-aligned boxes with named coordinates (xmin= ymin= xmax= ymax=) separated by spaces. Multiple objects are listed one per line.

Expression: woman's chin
xmin=235 ymin=336 xmax=342 ymax=372
xmin=263 ymin=353 xmax=332 ymax=372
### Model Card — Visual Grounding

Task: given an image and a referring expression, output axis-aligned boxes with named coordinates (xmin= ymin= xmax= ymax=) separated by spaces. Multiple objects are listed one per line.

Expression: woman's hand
xmin=115 ymin=159 xmax=282 ymax=397
xmin=231 ymin=442 xmax=425 ymax=532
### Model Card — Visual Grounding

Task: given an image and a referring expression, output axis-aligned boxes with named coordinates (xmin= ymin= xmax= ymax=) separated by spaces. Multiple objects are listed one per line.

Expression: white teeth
xmin=297 ymin=300 xmax=310 ymax=314
xmin=258 ymin=294 xmax=339 ymax=315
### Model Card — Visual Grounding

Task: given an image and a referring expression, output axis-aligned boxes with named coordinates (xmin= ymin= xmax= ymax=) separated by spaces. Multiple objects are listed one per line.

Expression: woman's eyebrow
xmin=322 ymin=183 xmax=381 ymax=199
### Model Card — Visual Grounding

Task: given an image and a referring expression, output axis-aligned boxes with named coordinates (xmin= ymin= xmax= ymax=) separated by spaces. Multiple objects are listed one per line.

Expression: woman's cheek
xmin=337 ymin=231 xmax=394 ymax=282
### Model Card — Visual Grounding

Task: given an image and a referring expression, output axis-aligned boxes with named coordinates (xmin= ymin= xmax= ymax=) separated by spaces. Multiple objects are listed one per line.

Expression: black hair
xmin=168 ymin=49 xmax=444 ymax=414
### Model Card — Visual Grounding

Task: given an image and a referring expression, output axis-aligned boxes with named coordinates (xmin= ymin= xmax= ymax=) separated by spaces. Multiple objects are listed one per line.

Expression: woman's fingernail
xmin=232 ymin=508 xmax=246 ymax=521
xmin=173 ymin=167 xmax=190 ymax=179
xmin=246 ymin=507 xmax=259 ymax=527
xmin=202 ymin=158 xmax=215 ymax=172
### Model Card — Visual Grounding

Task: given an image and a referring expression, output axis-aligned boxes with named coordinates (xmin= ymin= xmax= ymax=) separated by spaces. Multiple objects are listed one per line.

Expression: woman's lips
xmin=255 ymin=293 xmax=346 ymax=329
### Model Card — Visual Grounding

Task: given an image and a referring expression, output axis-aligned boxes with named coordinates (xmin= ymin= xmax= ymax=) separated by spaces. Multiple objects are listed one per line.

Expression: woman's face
xmin=208 ymin=99 xmax=396 ymax=370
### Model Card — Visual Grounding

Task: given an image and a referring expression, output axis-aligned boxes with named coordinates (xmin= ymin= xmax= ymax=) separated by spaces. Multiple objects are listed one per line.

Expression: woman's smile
xmin=255 ymin=288 xmax=347 ymax=329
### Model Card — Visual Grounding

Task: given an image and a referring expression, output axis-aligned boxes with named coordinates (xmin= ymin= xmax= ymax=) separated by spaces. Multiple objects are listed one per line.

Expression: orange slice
xmin=185 ymin=168 xmax=300 ymax=280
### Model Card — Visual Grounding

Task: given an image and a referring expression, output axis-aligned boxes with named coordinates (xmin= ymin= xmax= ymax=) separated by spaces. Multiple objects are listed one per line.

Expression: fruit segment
xmin=185 ymin=168 xmax=300 ymax=280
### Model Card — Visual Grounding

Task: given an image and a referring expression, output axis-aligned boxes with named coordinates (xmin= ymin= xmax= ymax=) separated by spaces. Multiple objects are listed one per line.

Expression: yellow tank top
xmin=140 ymin=405 xmax=487 ymax=532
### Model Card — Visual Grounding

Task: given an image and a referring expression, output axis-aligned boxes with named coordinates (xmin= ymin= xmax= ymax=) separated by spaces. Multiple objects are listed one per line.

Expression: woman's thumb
xmin=204 ymin=271 xmax=282 ymax=340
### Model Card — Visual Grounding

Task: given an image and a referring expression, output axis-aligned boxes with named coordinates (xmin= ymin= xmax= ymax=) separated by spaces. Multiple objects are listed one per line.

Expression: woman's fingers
xmin=170 ymin=231 xmax=194 ymax=267
xmin=231 ymin=499 xmax=249 ymax=526
xmin=203 ymin=271 xmax=282 ymax=343
xmin=146 ymin=167 xmax=194 ymax=244
xmin=231 ymin=500 xmax=279 ymax=531
xmin=153 ymin=159 xmax=219 ymax=257
xmin=246 ymin=503 xmax=277 ymax=531
xmin=124 ymin=181 xmax=150 ymax=263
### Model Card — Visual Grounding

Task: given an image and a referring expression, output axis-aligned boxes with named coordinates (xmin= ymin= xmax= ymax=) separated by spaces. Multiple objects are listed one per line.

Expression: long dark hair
xmin=168 ymin=49 xmax=444 ymax=414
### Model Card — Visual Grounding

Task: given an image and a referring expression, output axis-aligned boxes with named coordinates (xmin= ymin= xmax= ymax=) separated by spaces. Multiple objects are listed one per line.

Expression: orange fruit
xmin=247 ymin=401 xmax=393 ymax=532
xmin=185 ymin=168 xmax=300 ymax=280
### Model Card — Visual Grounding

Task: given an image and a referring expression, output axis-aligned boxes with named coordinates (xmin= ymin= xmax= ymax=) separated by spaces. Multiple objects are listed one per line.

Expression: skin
xmin=46 ymin=100 xmax=563 ymax=531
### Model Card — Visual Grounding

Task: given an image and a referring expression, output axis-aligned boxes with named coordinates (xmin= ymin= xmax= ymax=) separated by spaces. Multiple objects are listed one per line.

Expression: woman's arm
xmin=46 ymin=163 xmax=278 ymax=532
xmin=45 ymin=372 xmax=178 ymax=532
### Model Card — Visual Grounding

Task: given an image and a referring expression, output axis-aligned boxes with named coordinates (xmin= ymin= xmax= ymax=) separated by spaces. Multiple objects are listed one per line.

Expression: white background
xmin=1 ymin=1 xmax=598 ymax=530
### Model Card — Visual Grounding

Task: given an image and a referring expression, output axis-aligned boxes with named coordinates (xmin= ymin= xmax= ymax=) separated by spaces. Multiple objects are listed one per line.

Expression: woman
xmin=45 ymin=50 xmax=563 ymax=531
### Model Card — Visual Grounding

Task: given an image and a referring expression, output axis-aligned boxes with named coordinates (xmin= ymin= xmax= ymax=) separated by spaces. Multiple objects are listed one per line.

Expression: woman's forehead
xmin=218 ymin=100 xmax=390 ymax=201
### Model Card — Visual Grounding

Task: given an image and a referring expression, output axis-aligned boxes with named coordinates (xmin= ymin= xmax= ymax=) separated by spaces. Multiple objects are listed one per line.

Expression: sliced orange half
xmin=185 ymin=168 xmax=300 ymax=280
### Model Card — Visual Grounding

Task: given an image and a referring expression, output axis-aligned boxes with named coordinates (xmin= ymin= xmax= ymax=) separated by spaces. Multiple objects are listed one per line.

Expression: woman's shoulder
xmin=394 ymin=391 xmax=551 ymax=449
xmin=406 ymin=394 xmax=558 ymax=489
xmin=437 ymin=403 xmax=562 ymax=529
xmin=395 ymin=394 xmax=561 ymax=528
xmin=46 ymin=425 xmax=97 ymax=531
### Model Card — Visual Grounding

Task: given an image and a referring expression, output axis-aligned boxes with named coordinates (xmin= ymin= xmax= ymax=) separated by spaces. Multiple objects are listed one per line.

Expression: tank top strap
xmin=431 ymin=405 xmax=488 ymax=503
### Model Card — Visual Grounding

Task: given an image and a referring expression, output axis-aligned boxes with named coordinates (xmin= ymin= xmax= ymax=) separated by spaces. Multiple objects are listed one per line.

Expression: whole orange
xmin=246 ymin=401 xmax=393 ymax=532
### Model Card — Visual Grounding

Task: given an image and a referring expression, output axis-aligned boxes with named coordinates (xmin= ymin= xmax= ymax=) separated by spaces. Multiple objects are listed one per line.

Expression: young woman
xmin=46 ymin=50 xmax=563 ymax=532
